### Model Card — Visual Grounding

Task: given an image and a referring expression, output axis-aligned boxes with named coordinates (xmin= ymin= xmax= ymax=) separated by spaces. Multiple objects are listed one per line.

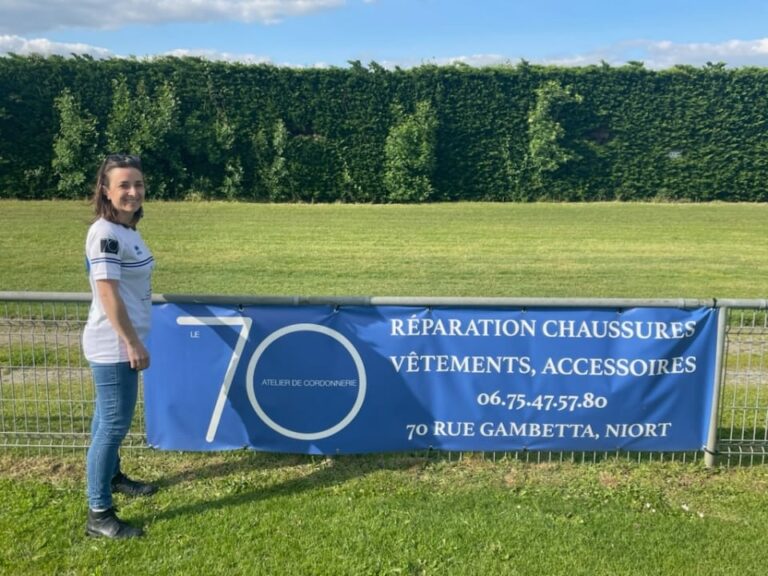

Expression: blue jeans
xmin=86 ymin=362 xmax=138 ymax=510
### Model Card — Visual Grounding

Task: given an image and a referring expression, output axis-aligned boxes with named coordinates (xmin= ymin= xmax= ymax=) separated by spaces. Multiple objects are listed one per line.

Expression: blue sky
xmin=2 ymin=0 xmax=768 ymax=68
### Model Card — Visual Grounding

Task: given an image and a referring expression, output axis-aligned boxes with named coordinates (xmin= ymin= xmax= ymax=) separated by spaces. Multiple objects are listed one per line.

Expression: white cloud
xmin=163 ymin=48 xmax=273 ymax=65
xmin=0 ymin=34 xmax=113 ymax=58
xmin=353 ymin=39 xmax=768 ymax=70
xmin=0 ymin=0 xmax=345 ymax=34
xmin=538 ymin=38 xmax=768 ymax=69
xmin=4 ymin=33 xmax=768 ymax=70
xmin=0 ymin=37 xmax=338 ymax=67
xmin=629 ymin=38 xmax=768 ymax=68
xmin=161 ymin=49 xmax=333 ymax=68
xmin=440 ymin=54 xmax=512 ymax=67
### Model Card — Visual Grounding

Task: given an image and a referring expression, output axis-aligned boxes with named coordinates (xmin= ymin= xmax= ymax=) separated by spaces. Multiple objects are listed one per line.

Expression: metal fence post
xmin=705 ymin=306 xmax=728 ymax=468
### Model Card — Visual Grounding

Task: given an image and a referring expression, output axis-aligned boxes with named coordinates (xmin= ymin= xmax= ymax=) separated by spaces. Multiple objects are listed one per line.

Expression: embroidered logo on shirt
xmin=100 ymin=239 xmax=119 ymax=254
xmin=135 ymin=245 xmax=143 ymax=255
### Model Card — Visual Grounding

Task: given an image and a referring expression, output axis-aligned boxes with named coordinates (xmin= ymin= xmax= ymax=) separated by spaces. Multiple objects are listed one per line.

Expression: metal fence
xmin=1 ymin=292 xmax=766 ymax=466
xmin=0 ymin=293 xmax=146 ymax=453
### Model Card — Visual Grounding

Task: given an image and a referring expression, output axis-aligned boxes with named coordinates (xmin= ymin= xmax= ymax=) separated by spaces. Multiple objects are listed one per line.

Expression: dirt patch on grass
xmin=0 ymin=454 xmax=82 ymax=485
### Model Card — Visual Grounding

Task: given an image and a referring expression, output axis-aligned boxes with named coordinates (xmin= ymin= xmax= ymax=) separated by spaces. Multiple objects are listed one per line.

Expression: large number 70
xmin=175 ymin=315 xmax=367 ymax=444
xmin=176 ymin=316 xmax=252 ymax=443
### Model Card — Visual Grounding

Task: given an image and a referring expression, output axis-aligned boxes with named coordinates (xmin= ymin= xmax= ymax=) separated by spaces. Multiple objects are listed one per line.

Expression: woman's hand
xmin=126 ymin=339 xmax=150 ymax=371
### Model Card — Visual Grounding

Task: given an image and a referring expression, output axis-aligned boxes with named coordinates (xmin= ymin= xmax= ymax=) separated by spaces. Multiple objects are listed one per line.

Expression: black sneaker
xmin=111 ymin=472 xmax=158 ymax=497
xmin=86 ymin=508 xmax=143 ymax=539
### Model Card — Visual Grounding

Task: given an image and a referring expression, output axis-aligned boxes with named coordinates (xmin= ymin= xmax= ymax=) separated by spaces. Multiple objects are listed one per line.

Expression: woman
xmin=83 ymin=154 xmax=157 ymax=539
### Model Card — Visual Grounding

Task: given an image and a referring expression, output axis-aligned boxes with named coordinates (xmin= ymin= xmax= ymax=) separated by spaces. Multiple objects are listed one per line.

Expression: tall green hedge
xmin=1 ymin=55 xmax=767 ymax=201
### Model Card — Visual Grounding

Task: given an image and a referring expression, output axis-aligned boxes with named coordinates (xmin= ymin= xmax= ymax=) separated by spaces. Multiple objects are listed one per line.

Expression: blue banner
xmin=144 ymin=305 xmax=718 ymax=454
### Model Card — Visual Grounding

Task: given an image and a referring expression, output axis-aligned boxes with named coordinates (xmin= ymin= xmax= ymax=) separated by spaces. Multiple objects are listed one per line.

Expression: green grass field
xmin=2 ymin=200 xmax=767 ymax=297
xmin=1 ymin=200 xmax=768 ymax=576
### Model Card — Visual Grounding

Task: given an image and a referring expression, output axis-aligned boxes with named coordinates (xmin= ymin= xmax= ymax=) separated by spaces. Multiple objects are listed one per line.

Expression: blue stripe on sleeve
xmin=90 ymin=256 xmax=123 ymax=266
xmin=122 ymin=257 xmax=154 ymax=269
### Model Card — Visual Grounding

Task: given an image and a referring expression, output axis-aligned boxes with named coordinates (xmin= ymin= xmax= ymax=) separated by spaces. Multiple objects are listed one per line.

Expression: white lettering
xmin=388 ymin=354 xmax=532 ymax=374
xmin=541 ymin=356 xmax=697 ymax=377
xmin=541 ymin=319 xmax=698 ymax=340
xmin=479 ymin=422 xmax=597 ymax=438
xmin=389 ymin=317 xmax=537 ymax=337
xmin=605 ymin=422 xmax=673 ymax=438
xmin=433 ymin=421 xmax=475 ymax=437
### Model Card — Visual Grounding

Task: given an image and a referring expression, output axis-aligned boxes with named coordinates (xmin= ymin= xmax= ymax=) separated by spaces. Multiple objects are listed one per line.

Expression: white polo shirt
xmin=82 ymin=218 xmax=155 ymax=363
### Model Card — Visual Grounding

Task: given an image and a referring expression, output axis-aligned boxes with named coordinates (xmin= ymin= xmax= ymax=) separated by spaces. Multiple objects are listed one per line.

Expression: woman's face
xmin=104 ymin=167 xmax=145 ymax=224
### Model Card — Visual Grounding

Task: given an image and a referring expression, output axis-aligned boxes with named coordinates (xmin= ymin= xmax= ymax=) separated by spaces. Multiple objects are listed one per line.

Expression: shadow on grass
xmin=154 ymin=450 xmax=315 ymax=487
xmin=135 ymin=452 xmax=431 ymax=524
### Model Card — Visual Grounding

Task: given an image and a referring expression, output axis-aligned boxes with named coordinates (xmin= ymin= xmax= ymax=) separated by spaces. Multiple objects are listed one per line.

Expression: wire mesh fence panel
xmin=0 ymin=298 xmax=146 ymax=454
xmin=718 ymin=307 xmax=768 ymax=465
xmin=0 ymin=294 xmax=765 ymax=465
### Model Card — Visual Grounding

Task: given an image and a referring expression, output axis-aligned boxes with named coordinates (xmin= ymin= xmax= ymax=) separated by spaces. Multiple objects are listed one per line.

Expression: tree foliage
xmin=384 ymin=100 xmax=438 ymax=202
xmin=52 ymin=89 xmax=99 ymax=198
xmin=1 ymin=56 xmax=767 ymax=202
xmin=527 ymin=81 xmax=582 ymax=174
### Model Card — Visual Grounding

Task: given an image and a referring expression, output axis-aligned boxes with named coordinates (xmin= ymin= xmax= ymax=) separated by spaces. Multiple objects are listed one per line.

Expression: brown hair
xmin=91 ymin=154 xmax=145 ymax=228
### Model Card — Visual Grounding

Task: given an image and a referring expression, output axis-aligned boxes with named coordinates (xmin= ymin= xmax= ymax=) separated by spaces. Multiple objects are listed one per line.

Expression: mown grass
xmin=0 ymin=343 xmax=86 ymax=367
xmin=1 ymin=200 xmax=768 ymax=575
xmin=2 ymin=451 xmax=768 ymax=576
xmin=1 ymin=200 xmax=767 ymax=297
